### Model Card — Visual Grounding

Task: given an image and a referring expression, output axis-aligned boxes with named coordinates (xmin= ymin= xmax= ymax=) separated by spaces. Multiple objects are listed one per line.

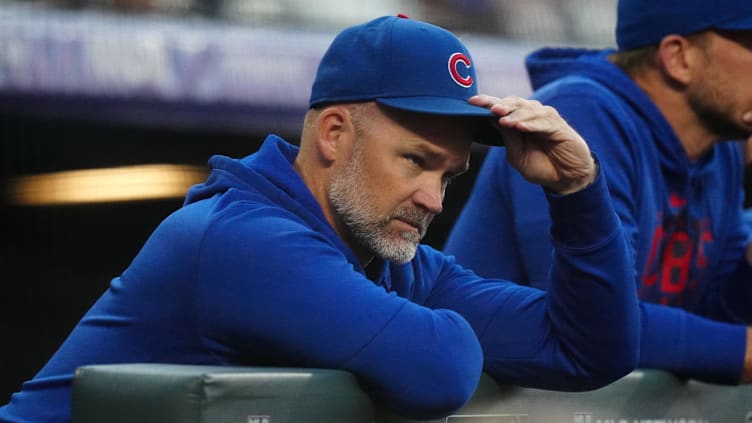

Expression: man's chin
xmin=378 ymin=240 xmax=418 ymax=265
xmin=387 ymin=251 xmax=417 ymax=265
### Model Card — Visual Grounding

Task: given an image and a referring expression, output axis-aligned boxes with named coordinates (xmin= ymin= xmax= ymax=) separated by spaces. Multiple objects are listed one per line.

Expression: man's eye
xmin=406 ymin=154 xmax=424 ymax=166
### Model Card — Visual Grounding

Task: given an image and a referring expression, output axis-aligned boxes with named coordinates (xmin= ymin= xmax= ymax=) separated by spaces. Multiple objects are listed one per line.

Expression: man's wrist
xmin=546 ymin=162 xmax=618 ymax=247
xmin=546 ymin=159 xmax=599 ymax=196
xmin=548 ymin=157 xmax=598 ymax=196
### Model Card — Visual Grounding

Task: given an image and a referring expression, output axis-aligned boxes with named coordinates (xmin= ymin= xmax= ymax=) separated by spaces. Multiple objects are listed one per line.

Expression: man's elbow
xmin=571 ymin=338 xmax=640 ymax=391
xmin=388 ymin=357 xmax=482 ymax=419
xmin=382 ymin=338 xmax=484 ymax=419
xmin=576 ymin=358 xmax=637 ymax=391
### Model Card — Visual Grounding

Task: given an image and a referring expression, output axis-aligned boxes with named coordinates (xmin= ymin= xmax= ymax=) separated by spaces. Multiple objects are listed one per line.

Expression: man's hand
xmin=471 ymin=95 xmax=596 ymax=195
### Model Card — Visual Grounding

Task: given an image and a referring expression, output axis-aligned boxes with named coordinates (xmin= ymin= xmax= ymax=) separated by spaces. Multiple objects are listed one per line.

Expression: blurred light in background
xmin=1 ymin=0 xmax=617 ymax=45
xmin=7 ymin=164 xmax=208 ymax=206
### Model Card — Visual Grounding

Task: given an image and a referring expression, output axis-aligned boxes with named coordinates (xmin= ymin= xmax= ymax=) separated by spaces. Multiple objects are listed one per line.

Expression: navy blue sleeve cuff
xmin=639 ymin=302 xmax=745 ymax=384
xmin=545 ymin=158 xmax=620 ymax=248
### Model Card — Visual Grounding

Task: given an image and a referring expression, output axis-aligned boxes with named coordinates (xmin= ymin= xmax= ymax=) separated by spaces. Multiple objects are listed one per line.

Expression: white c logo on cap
xmin=448 ymin=52 xmax=473 ymax=88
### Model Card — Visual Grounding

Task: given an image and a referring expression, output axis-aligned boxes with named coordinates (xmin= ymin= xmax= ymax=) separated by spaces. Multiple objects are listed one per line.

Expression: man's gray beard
xmin=328 ymin=146 xmax=428 ymax=265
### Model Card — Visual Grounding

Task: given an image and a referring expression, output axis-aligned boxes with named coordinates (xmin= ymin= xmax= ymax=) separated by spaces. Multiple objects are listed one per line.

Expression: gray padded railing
xmin=71 ymin=364 xmax=752 ymax=423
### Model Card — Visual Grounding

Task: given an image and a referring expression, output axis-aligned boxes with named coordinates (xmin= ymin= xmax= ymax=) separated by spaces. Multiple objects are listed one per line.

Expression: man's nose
xmin=412 ymin=179 xmax=444 ymax=215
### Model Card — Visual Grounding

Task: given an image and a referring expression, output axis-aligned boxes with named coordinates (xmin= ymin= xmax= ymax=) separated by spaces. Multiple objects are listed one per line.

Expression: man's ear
xmin=656 ymin=34 xmax=698 ymax=87
xmin=315 ymin=106 xmax=355 ymax=162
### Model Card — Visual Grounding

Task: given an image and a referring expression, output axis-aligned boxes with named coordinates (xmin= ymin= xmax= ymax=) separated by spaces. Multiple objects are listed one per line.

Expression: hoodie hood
xmin=183 ymin=135 xmax=360 ymax=266
xmin=185 ymin=135 xmax=318 ymax=213
xmin=181 ymin=134 xmax=392 ymax=281
xmin=525 ymin=47 xmax=717 ymax=178
xmin=526 ymin=48 xmax=672 ymax=139
xmin=524 ymin=47 xmax=742 ymax=257
xmin=526 ymin=48 xmax=624 ymax=93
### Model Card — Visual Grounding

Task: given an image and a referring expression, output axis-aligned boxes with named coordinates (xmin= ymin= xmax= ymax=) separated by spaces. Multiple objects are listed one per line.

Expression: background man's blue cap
xmin=617 ymin=0 xmax=752 ymax=50
xmin=309 ymin=15 xmax=503 ymax=145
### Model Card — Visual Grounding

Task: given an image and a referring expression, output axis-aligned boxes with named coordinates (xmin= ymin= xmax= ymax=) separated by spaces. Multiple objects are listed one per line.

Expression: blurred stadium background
xmin=0 ymin=0 xmax=747 ymax=404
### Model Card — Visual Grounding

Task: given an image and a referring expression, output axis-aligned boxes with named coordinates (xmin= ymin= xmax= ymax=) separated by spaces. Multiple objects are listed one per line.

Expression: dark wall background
xmin=0 ymin=112 xmax=260 ymax=403
xmin=0 ymin=111 xmax=486 ymax=403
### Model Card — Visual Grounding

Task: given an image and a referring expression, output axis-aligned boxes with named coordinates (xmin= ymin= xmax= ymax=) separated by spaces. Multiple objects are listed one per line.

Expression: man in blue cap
xmin=447 ymin=0 xmax=752 ymax=384
xmin=0 ymin=15 xmax=641 ymax=422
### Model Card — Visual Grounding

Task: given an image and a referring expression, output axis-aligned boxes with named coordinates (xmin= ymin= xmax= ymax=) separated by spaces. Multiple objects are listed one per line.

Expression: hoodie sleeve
xmin=439 ymin=170 xmax=640 ymax=391
xmin=638 ymin=301 xmax=745 ymax=384
xmin=193 ymin=203 xmax=482 ymax=420
xmin=444 ymin=146 xmax=533 ymax=282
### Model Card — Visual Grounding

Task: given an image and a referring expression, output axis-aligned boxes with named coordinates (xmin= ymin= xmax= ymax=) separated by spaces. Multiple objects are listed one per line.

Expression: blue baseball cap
xmin=617 ymin=0 xmax=752 ymax=50
xmin=309 ymin=15 xmax=502 ymax=145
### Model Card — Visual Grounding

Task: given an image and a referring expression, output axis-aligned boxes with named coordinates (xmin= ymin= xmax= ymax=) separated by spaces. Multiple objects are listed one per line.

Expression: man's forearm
xmin=639 ymin=302 xmax=747 ymax=384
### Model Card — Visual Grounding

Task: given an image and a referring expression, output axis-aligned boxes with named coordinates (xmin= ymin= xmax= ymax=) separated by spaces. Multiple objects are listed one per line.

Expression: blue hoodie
xmin=0 ymin=135 xmax=638 ymax=422
xmin=447 ymin=48 xmax=752 ymax=384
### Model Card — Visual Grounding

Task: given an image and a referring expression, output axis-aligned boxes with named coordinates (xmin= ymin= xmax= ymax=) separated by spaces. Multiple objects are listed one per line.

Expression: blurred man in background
xmin=447 ymin=0 xmax=752 ymax=384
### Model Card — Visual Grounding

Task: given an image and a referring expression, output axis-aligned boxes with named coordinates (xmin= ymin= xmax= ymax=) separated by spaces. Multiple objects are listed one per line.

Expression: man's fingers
xmin=472 ymin=95 xmax=580 ymax=145
xmin=470 ymin=95 xmax=531 ymax=117
xmin=498 ymin=105 xmax=547 ymax=130
xmin=496 ymin=103 xmax=562 ymax=136
xmin=471 ymin=95 xmax=551 ymax=125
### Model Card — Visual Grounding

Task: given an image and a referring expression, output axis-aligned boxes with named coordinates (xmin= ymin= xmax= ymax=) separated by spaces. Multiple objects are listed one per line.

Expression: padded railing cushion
xmin=72 ymin=364 xmax=752 ymax=423
xmin=72 ymin=364 xmax=375 ymax=423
